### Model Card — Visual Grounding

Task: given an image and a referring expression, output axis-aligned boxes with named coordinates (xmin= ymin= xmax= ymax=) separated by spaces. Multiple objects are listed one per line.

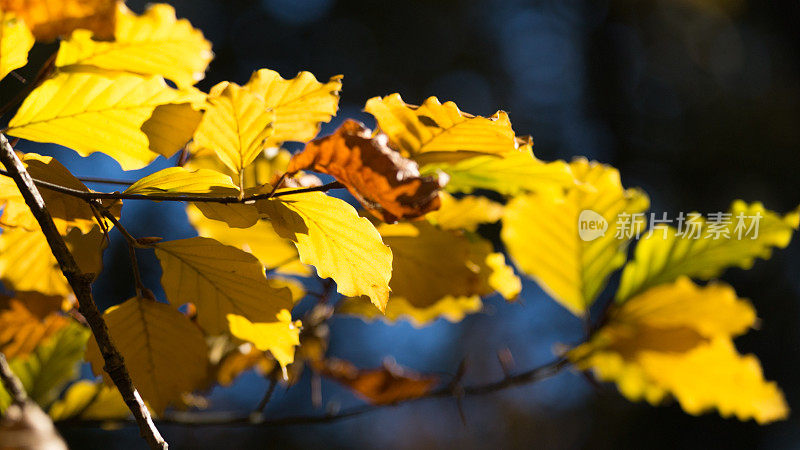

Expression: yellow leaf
xmin=153 ymin=237 xmax=293 ymax=335
xmin=215 ymin=344 xmax=274 ymax=387
xmin=124 ymin=167 xmax=238 ymax=196
xmin=425 ymin=192 xmax=503 ymax=231
xmin=0 ymin=0 xmax=116 ymax=42
xmin=502 ymin=158 xmax=649 ymax=316
xmin=616 ymin=201 xmax=799 ymax=302
xmin=85 ymin=297 xmax=208 ymax=414
xmin=244 ymin=69 xmax=342 ymax=145
xmin=186 ymin=204 xmax=308 ymax=276
xmin=364 ymin=93 xmax=517 ymax=164
xmin=570 ymin=277 xmax=788 ymax=423
xmin=227 ymin=310 xmax=301 ymax=376
xmin=192 ymin=80 xmax=274 ymax=175
xmin=421 ymin=147 xmax=575 ymax=196
xmin=7 ymin=70 xmax=204 ymax=170
xmin=0 ymin=12 xmax=33 ymax=79
xmin=0 ymin=152 xmax=121 ymax=233
xmin=257 ymin=191 xmax=392 ymax=310
xmin=49 ymin=380 xmax=128 ymax=421
xmin=186 ymin=146 xmax=292 ymax=189
xmin=339 ymin=295 xmax=483 ymax=328
xmin=0 ymin=225 xmax=106 ymax=296
xmin=56 ymin=3 xmax=212 ymax=88
xmin=339 ymin=222 xmax=519 ymax=325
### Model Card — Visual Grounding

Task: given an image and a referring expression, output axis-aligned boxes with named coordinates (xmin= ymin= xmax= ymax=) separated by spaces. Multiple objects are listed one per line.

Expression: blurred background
xmin=4 ymin=0 xmax=800 ymax=448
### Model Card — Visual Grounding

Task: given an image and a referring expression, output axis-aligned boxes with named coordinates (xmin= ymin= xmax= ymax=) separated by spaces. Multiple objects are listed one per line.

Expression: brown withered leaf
xmin=287 ymin=119 xmax=446 ymax=223
xmin=315 ymin=357 xmax=438 ymax=405
xmin=0 ymin=0 xmax=116 ymax=41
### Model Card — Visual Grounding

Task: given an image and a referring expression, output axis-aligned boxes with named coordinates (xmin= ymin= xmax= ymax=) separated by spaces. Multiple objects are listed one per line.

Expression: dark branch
xmin=0 ymin=134 xmax=168 ymax=450
xmin=0 ymin=352 xmax=27 ymax=406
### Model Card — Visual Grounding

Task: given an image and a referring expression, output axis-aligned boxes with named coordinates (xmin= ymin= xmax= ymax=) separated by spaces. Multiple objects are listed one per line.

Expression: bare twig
xmin=254 ymin=377 xmax=278 ymax=413
xmin=0 ymin=352 xmax=27 ymax=406
xmin=0 ymin=134 xmax=168 ymax=450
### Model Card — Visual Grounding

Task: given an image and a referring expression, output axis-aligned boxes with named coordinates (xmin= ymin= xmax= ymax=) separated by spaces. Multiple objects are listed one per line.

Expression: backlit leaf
xmin=570 ymin=277 xmax=788 ymax=424
xmin=227 ymin=310 xmax=301 ymax=376
xmin=257 ymin=191 xmax=392 ymax=311
xmin=85 ymin=297 xmax=209 ymax=414
xmin=0 ymin=11 xmax=33 ymax=79
xmin=288 ymin=120 xmax=445 ymax=222
xmin=243 ymin=69 xmax=342 ymax=145
xmin=153 ymin=237 xmax=293 ymax=334
xmin=365 ymin=93 xmax=517 ymax=164
xmin=425 ymin=192 xmax=503 ymax=231
xmin=7 ymin=70 xmax=204 ymax=170
xmin=49 ymin=380 xmax=128 ymax=421
xmin=124 ymin=167 xmax=238 ymax=196
xmin=0 ymin=298 xmax=68 ymax=359
xmin=56 ymin=3 xmax=212 ymax=88
xmin=616 ymin=201 xmax=799 ymax=302
xmin=502 ymin=158 xmax=649 ymax=316
xmin=315 ymin=358 xmax=437 ymax=405
xmin=0 ymin=0 xmax=115 ymax=41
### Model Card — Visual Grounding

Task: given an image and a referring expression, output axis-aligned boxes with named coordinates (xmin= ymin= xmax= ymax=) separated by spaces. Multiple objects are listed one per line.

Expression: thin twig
xmin=98 ymin=210 xmax=147 ymax=297
xmin=0 ymin=134 xmax=168 ymax=450
xmin=254 ymin=378 xmax=278 ymax=413
xmin=0 ymin=352 xmax=27 ymax=406
xmin=77 ymin=176 xmax=135 ymax=186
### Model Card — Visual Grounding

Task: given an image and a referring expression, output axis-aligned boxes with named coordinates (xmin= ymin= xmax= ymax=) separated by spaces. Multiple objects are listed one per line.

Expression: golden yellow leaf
xmin=0 ymin=11 xmax=33 ymax=79
xmin=425 ymin=192 xmax=503 ymax=231
xmin=0 ymin=298 xmax=68 ymax=359
xmin=0 ymin=152 xmax=121 ymax=233
xmin=288 ymin=120 xmax=444 ymax=222
xmin=56 ymin=3 xmax=212 ymax=88
xmin=257 ymin=191 xmax=392 ymax=311
xmin=616 ymin=201 xmax=799 ymax=301
xmin=570 ymin=277 xmax=788 ymax=423
xmin=227 ymin=310 xmax=301 ymax=376
xmin=340 ymin=222 xmax=519 ymax=325
xmin=364 ymin=93 xmax=517 ymax=165
xmin=153 ymin=237 xmax=294 ymax=335
xmin=7 ymin=70 xmax=204 ymax=170
xmin=186 ymin=204 xmax=308 ymax=276
xmin=243 ymin=69 xmax=342 ymax=145
xmin=315 ymin=358 xmax=437 ymax=405
xmin=0 ymin=225 xmax=105 ymax=296
xmin=186 ymin=146 xmax=292 ymax=189
xmin=192 ymin=80 xmax=274 ymax=175
xmin=49 ymin=380 xmax=128 ymax=421
xmin=124 ymin=167 xmax=238 ymax=196
xmin=85 ymin=297 xmax=208 ymax=414
xmin=0 ymin=0 xmax=116 ymax=41
xmin=502 ymin=158 xmax=649 ymax=316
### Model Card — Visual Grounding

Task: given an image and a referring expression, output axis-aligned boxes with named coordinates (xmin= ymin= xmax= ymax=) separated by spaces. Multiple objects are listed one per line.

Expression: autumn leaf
xmin=153 ymin=237 xmax=294 ymax=335
xmin=192 ymin=80 xmax=275 ymax=175
xmin=215 ymin=344 xmax=274 ymax=387
xmin=227 ymin=310 xmax=301 ymax=377
xmin=0 ymin=152 xmax=121 ymax=233
xmin=0 ymin=0 xmax=116 ymax=41
xmin=186 ymin=204 xmax=309 ymax=276
xmin=7 ymin=70 xmax=204 ymax=170
xmin=124 ymin=167 xmax=239 ymax=196
xmin=616 ymin=201 xmax=799 ymax=302
xmin=0 ymin=322 xmax=89 ymax=411
xmin=56 ymin=3 xmax=213 ymax=88
xmin=0 ymin=298 xmax=68 ymax=359
xmin=288 ymin=119 xmax=445 ymax=222
xmin=425 ymin=192 xmax=504 ymax=231
xmin=364 ymin=94 xmax=517 ymax=165
xmin=187 ymin=147 xmax=293 ymax=190
xmin=570 ymin=277 xmax=788 ymax=424
xmin=502 ymin=158 xmax=649 ymax=316
xmin=0 ymin=225 xmax=106 ymax=296
xmin=339 ymin=222 xmax=520 ymax=326
xmin=85 ymin=297 xmax=209 ymax=414
xmin=243 ymin=69 xmax=342 ymax=145
xmin=257 ymin=191 xmax=392 ymax=311
xmin=0 ymin=11 xmax=33 ymax=80
xmin=49 ymin=380 xmax=128 ymax=421
xmin=315 ymin=358 xmax=437 ymax=405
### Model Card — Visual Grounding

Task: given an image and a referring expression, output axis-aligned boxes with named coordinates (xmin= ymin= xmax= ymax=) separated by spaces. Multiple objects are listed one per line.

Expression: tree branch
xmin=0 ymin=352 xmax=27 ymax=406
xmin=0 ymin=134 xmax=168 ymax=450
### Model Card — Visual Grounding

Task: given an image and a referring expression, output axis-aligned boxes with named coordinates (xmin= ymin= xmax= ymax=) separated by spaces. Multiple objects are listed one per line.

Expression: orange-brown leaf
xmin=0 ymin=297 xmax=68 ymax=359
xmin=0 ymin=0 xmax=116 ymax=41
xmin=315 ymin=357 xmax=437 ymax=405
xmin=288 ymin=119 xmax=445 ymax=223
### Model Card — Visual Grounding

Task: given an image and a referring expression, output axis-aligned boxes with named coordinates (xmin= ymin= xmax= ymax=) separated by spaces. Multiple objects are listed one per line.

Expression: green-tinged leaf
xmin=124 ymin=167 xmax=238 ymax=196
xmin=56 ymin=3 xmax=212 ymax=88
xmin=425 ymin=192 xmax=503 ymax=231
xmin=501 ymin=158 xmax=649 ymax=316
xmin=7 ymin=70 xmax=204 ymax=170
xmin=153 ymin=237 xmax=293 ymax=334
xmin=616 ymin=201 xmax=799 ymax=302
xmin=49 ymin=380 xmax=128 ymax=421
xmin=257 ymin=191 xmax=392 ymax=311
xmin=85 ymin=297 xmax=208 ymax=414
